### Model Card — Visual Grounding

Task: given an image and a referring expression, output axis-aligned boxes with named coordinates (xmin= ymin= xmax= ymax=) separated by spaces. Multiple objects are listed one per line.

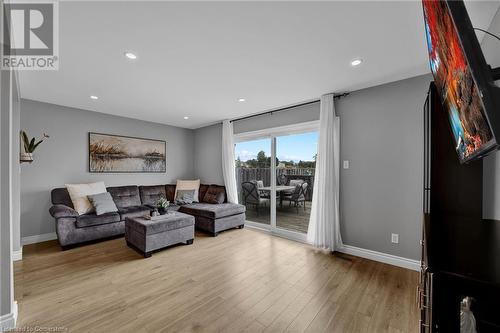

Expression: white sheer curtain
xmin=307 ymin=94 xmax=343 ymax=251
xmin=221 ymin=120 xmax=239 ymax=204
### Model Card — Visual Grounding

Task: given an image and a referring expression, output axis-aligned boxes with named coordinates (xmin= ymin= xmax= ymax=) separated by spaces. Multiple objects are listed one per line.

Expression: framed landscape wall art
xmin=89 ymin=132 xmax=166 ymax=173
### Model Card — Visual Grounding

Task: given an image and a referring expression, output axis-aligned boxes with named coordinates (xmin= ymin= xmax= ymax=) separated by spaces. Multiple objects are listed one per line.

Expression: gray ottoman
xmin=125 ymin=212 xmax=195 ymax=258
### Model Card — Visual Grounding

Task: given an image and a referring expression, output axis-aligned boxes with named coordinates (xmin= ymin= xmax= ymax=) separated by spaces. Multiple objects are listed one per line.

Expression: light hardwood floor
xmin=245 ymin=202 xmax=312 ymax=234
xmin=14 ymin=228 xmax=419 ymax=332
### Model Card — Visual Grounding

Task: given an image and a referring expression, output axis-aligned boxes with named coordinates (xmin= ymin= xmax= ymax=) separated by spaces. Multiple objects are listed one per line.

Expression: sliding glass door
xmin=235 ymin=123 xmax=318 ymax=240
xmin=235 ymin=138 xmax=271 ymax=227
xmin=275 ymin=132 xmax=318 ymax=233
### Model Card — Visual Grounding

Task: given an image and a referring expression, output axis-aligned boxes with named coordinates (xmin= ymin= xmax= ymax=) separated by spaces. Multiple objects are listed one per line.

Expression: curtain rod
xmin=230 ymin=92 xmax=350 ymax=123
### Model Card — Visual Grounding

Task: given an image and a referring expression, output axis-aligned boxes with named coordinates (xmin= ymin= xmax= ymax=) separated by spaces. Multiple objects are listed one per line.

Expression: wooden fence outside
xmin=236 ymin=167 xmax=315 ymax=201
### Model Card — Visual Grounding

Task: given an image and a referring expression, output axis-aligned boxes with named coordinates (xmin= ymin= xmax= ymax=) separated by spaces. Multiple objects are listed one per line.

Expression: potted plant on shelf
xmin=156 ymin=197 xmax=170 ymax=215
xmin=20 ymin=131 xmax=49 ymax=163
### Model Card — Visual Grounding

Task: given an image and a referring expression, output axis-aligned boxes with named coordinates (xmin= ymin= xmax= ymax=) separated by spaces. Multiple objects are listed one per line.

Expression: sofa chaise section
xmin=179 ymin=201 xmax=246 ymax=236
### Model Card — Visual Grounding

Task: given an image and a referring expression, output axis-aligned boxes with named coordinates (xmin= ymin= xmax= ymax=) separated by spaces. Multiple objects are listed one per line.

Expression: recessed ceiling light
xmin=183 ymin=116 xmax=189 ymax=120
xmin=90 ymin=95 xmax=98 ymax=100
xmin=350 ymin=58 xmax=363 ymax=67
xmin=238 ymin=98 xmax=246 ymax=102
xmin=124 ymin=52 xmax=137 ymax=60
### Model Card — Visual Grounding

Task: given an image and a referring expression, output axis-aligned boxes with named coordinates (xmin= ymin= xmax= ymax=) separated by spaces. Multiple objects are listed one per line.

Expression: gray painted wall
xmin=481 ymin=7 xmax=500 ymax=219
xmin=336 ymin=74 xmax=430 ymax=260
xmin=194 ymin=74 xmax=431 ymax=260
xmin=194 ymin=123 xmax=224 ymax=185
xmin=12 ymin=73 xmax=21 ymax=254
xmin=20 ymin=99 xmax=195 ymax=238
xmin=233 ymin=102 xmax=320 ymax=134
xmin=1 ymin=63 xmax=18 ymax=317
xmin=0 ymin=65 xmax=12 ymax=318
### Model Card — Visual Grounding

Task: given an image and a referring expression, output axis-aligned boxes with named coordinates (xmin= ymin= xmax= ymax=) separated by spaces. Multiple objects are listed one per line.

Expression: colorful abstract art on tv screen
xmin=423 ymin=0 xmax=494 ymax=162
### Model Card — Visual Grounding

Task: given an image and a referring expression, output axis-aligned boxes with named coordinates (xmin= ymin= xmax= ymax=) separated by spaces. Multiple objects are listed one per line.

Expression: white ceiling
xmin=19 ymin=1 xmax=500 ymax=129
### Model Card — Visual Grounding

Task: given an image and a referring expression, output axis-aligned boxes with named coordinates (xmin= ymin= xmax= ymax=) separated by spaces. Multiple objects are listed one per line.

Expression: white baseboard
xmin=245 ymin=223 xmax=420 ymax=271
xmin=22 ymin=232 xmax=57 ymax=245
xmin=336 ymin=244 xmax=420 ymax=271
xmin=13 ymin=301 xmax=18 ymax=326
xmin=0 ymin=302 xmax=17 ymax=330
xmin=13 ymin=247 xmax=23 ymax=261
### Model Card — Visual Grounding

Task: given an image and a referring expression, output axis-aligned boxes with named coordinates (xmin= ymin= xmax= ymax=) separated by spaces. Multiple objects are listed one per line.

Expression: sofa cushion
xmin=175 ymin=180 xmax=200 ymax=202
xmin=202 ymin=185 xmax=226 ymax=204
xmin=126 ymin=212 xmax=195 ymax=235
xmin=210 ymin=185 xmax=227 ymax=203
xmin=214 ymin=185 xmax=228 ymax=203
xmin=165 ymin=184 xmax=176 ymax=202
xmin=51 ymin=188 xmax=74 ymax=207
xmin=87 ymin=192 xmax=118 ymax=216
xmin=139 ymin=185 xmax=167 ymax=206
xmin=76 ymin=212 xmax=121 ymax=228
xmin=118 ymin=206 xmax=151 ymax=220
xmin=199 ymin=184 xmax=209 ymax=202
xmin=108 ymin=186 xmax=141 ymax=208
xmin=66 ymin=182 xmax=107 ymax=215
xmin=179 ymin=203 xmax=245 ymax=219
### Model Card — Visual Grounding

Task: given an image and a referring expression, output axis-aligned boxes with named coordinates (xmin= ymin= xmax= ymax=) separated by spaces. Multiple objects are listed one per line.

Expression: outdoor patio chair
xmin=253 ymin=180 xmax=269 ymax=199
xmin=277 ymin=174 xmax=287 ymax=186
xmin=283 ymin=182 xmax=308 ymax=213
xmin=242 ymin=181 xmax=269 ymax=215
xmin=284 ymin=179 xmax=305 ymax=194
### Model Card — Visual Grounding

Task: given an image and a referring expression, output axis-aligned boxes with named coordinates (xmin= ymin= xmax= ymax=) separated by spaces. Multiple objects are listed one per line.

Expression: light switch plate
xmin=343 ymin=160 xmax=349 ymax=169
xmin=391 ymin=233 xmax=399 ymax=244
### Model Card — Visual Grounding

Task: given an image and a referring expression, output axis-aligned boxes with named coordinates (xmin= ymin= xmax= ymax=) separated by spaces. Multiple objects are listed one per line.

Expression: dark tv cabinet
xmin=420 ymin=82 xmax=500 ymax=332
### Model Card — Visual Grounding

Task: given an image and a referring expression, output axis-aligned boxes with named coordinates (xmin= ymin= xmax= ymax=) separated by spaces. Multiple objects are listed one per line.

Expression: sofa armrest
xmin=49 ymin=204 xmax=79 ymax=219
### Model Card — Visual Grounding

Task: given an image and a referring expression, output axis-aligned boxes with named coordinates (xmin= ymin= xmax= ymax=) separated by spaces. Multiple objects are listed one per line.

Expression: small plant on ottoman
xmin=156 ymin=197 xmax=170 ymax=215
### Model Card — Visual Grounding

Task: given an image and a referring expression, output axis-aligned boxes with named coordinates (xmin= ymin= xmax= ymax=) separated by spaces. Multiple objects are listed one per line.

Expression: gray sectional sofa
xmin=49 ymin=184 xmax=246 ymax=249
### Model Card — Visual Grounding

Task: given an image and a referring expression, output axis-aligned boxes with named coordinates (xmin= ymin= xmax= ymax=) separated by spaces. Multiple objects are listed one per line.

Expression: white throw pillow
xmin=65 ymin=182 xmax=107 ymax=215
xmin=175 ymin=179 xmax=200 ymax=202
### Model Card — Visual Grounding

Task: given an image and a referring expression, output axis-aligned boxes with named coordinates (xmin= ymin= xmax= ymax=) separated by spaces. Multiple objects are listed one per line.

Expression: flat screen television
xmin=422 ymin=0 xmax=500 ymax=163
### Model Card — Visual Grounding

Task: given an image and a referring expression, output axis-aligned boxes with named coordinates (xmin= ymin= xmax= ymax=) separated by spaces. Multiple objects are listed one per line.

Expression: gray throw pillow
xmin=87 ymin=192 xmax=118 ymax=216
xmin=175 ymin=190 xmax=195 ymax=205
